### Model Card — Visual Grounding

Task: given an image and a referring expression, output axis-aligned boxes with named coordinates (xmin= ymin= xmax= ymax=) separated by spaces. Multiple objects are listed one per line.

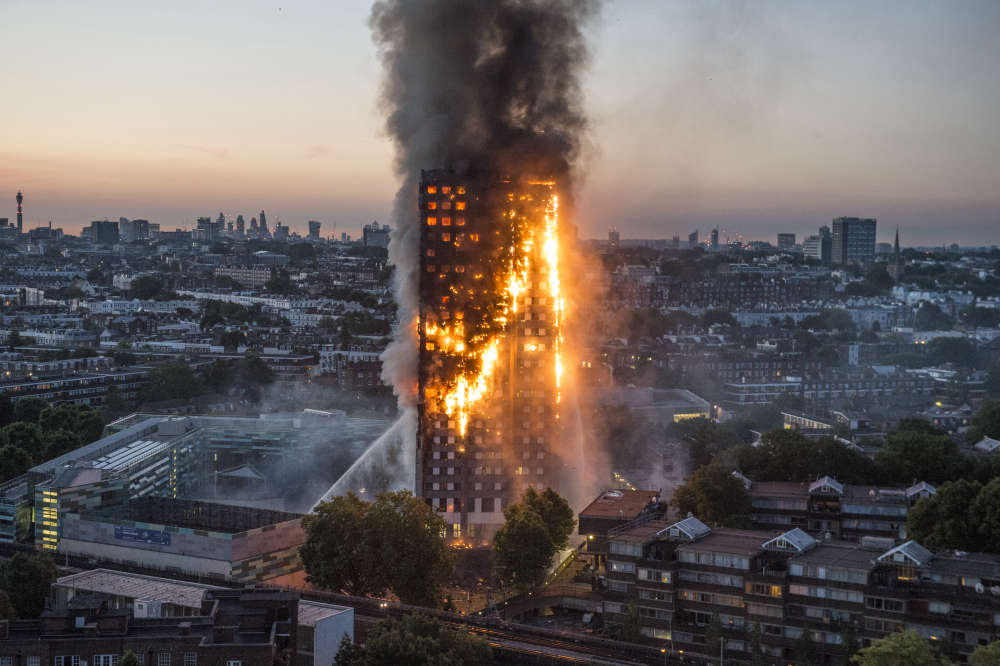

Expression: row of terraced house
xmin=602 ymin=515 xmax=1000 ymax=664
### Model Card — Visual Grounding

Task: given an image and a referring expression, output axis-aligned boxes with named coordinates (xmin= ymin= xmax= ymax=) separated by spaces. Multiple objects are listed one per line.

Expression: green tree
xmin=0 ymin=444 xmax=33 ymax=482
xmin=130 ymin=275 xmax=164 ymax=300
xmin=971 ymin=640 xmax=1000 ymax=666
xmin=968 ymin=478 xmax=1000 ymax=553
xmin=142 ymin=361 xmax=202 ymax=402
xmin=969 ymin=400 xmax=1000 ymax=443
xmin=0 ymin=396 xmax=13 ymax=428
xmin=0 ymin=552 xmax=58 ymax=618
xmin=365 ymin=491 xmax=454 ymax=607
xmin=865 ymin=263 xmax=895 ymax=292
xmin=334 ymin=614 xmax=493 ymax=666
xmin=39 ymin=404 xmax=104 ymax=443
xmin=671 ymin=463 xmax=750 ymax=527
xmin=42 ymin=429 xmax=82 ymax=460
xmin=702 ymin=309 xmax=738 ymax=328
xmin=850 ymin=630 xmax=951 ymax=665
xmin=704 ymin=613 xmax=724 ymax=659
xmin=0 ymin=589 xmax=15 ymax=620
xmin=611 ymin=604 xmax=643 ymax=643
xmin=300 ymin=493 xmax=382 ymax=598
xmin=876 ymin=430 xmax=965 ymax=485
xmin=13 ymin=397 xmax=48 ymax=423
xmin=914 ymin=302 xmax=952 ymax=331
xmin=301 ymin=491 xmax=452 ymax=606
xmin=518 ymin=487 xmax=576 ymax=551
xmin=796 ymin=629 xmax=818 ymax=666
xmin=1 ymin=422 xmax=44 ymax=458
xmin=494 ymin=504 xmax=556 ymax=593
xmin=119 ymin=652 xmax=140 ymax=666
xmin=748 ymin=622 xmax=766 ymax=666
xmin=908 ymin=479 xmax=983 ymax=551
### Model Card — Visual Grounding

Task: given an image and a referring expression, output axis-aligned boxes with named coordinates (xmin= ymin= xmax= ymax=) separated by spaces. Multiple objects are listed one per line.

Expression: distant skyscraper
xmin=608 ymin=227 xmax=620 ymax=248
xmin=777 ymin=233 xmax=796 ymax=249
xmin=259 ymin=210 xmax=269 ymax=237
xmin=90 ymin=220 xmax=120 ymax=245
xmin=308 ymin=220 xmax=321 ymax=240
xmin=831 ymin=217 xmax=877 ymax=265
xmin=688 ymin=229 xmax=699 ymax=248
xmin=362 ymin=221 xmax=390 ymax=248
xmin=890 ymin=226 xmax=902 ymax=282
xmin=16 ymin=191 xmax=23 ymax=234
xmin=710 ymin=228 xmax=719 ymax=250
xmin=217 ymin=212 xmax=225 ymax=228
xmin=236 ymin=215 xmax=245 ymax=235
xmin=249 ymin=217 xmax=258 ymax=235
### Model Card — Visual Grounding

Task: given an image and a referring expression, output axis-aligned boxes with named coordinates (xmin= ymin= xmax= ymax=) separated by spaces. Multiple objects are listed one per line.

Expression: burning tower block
xmin=418 ymin=169 xmax=566 ymax=541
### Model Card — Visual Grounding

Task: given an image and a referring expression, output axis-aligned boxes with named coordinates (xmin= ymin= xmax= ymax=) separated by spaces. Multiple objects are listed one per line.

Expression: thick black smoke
xmin=370 ymin=0 xmax=599 ymax=408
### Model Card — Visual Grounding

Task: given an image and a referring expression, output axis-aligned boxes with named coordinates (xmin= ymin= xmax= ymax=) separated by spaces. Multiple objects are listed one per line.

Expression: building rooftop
xmin=56 ymin=569 xmax=216 ymax=609
xmin=579 ymin=489 xmax=660 ymax=520
xmin=794 ymin=541 xmax=879 ymax=571
xmin=54 ymin=569 xmax=351 ymax=627
xmin=676 ymin=528 xmax=777 ymax=557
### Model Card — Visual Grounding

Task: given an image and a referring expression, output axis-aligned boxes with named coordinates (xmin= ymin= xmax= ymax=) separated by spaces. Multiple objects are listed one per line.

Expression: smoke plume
xmin=371 ymin=0 xmax=599 ymax=410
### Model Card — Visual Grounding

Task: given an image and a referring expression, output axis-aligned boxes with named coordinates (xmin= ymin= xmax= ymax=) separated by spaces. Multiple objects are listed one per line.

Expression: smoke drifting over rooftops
xmin=370 ymin=0 xmax=600 ymax=408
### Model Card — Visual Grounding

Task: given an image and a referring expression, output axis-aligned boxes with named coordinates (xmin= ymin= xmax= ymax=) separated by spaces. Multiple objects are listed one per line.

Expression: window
xmin=226 ymin=662 xmax=242 ymax=666
xmin=158 ymin=653 xmax=171 ymax=666
xmin=27 ymin=659 xmax=40 ymax=666
xmin=608 ymin=560 xmax=636 ymax=574
xmin=866 ymin=597 xmax=904 ymax=613
xmin=1 ymin=658 xmax=13 ymax=666
xmin=94 ymin=657 xmax=119 ymax=666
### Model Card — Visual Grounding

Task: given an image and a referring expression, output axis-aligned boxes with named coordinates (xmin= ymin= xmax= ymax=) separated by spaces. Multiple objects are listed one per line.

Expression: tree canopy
xmin=334 ymin=614 xmax=493 ymax=666
xmin=908 ymin=478 xmax=1000 ymax=553
xmin=301 ymin=491 xmax=452 ymax=607
xmin=0 ymin=552 xmax=58 ymax=618
xmin=850 ymin=630 xmax=951 ymax=666
xmin=671 ymin=463 xmax=750 ymax=527
xmin=493 ymin=487 xmax=575 ymax=593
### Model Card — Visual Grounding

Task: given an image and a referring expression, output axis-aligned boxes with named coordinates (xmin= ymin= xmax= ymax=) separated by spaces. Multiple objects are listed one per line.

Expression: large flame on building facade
xmin=417 ymin=171 xmax=567 ymax=539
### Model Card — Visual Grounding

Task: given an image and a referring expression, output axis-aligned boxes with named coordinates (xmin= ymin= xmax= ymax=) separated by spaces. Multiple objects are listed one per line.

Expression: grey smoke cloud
xmin=370 ymin=0 xmax=600 ymax=410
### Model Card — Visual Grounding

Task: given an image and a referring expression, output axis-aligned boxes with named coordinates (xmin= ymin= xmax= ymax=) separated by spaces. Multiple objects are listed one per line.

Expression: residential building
xmin=603 ymin=516 xmax=1000 ymax=664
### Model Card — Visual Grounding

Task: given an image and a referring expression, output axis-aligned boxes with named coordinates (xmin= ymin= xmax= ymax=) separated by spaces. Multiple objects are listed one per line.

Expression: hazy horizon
xmin=2 ymin=1 xmax=999 ymax=246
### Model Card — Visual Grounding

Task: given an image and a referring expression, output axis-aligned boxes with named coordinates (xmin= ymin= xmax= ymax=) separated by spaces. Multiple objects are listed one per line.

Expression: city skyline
xmin=2 ymin=1 xmax=999 ymax=245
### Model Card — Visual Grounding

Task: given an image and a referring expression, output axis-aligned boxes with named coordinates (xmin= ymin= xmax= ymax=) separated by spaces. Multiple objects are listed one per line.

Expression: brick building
xmin=0 ymin=588 xmax=300 ymax=666
xmin=603 ymin=516 xmax=1000 ymax=664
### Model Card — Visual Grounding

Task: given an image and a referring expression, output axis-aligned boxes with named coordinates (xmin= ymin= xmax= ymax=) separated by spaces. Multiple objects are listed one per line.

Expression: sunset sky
xmin=2 ymin=1 xmax=999 ymax=245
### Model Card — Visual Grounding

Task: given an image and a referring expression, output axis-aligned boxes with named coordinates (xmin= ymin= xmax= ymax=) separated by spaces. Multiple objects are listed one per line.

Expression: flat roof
xmin=676 ymin=528 xmax=776 ymax=557
xmin=56 ymin=569 xmax=217 ymax=609
xmin=579 ymin=489 xmax=660 ymax=520
xmin=613 ymin=520 xmax=672 ymax=543
xmin=793 ymin=542 xmax=878 ymax=571
xmin=55 ymin=569 xmax=351 ymax=626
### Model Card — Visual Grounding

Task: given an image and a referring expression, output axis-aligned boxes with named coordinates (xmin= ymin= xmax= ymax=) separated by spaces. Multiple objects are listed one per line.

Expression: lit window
xmin=426 ymin=186 xmax=437 ymax=194
xmin=427 ymin=201 xmax=437 ymax=210
xmin=456 ymin=217 xmax=466 ymax=226
xmin=441 ymin=217 xmax=452 ymax=226
xmin=426 ymin=216 xmax=437 ymax=226
xmin=441 ymin=186 xmax=451 ymax=194
xmin=456 ymin=201 xmax=466 ymax=210
xmin=457 ymin=186 xmax=466 ymax=194
xmin=441 ymin=233 xmax=450 ymax=241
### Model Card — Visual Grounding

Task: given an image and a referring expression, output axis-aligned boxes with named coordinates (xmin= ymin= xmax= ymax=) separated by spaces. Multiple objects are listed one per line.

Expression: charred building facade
xmin=417 ymin=169 xmax=565 ymax=540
